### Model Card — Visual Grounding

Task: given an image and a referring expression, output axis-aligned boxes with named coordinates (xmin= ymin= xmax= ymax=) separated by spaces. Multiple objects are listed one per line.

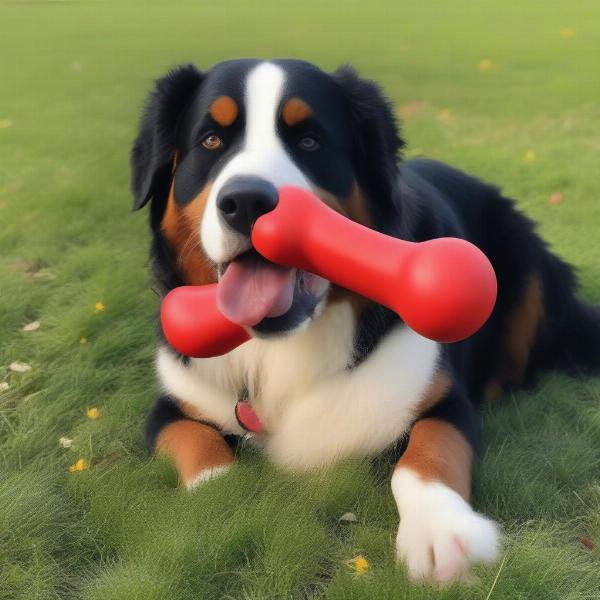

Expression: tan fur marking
xmin=161 ymin=183 xmax=216 ymax=285
xmin=345 ymin=181 xmax=374 ymax=228
xmin=417 ymin=371 xmax=452 ymax=415
xmin=209 ymin=96 xmax=238 ymax=127
xmin=504 ymin=276 xmax=544 ymax=380
xmin=486 ymin=276 xmax=545 ymax=399
xmin=156 ymin=420 xmax=234 ymax=487
xmin=281 ymin=97 xmax=312 ymax=126
xmin=483 ymin=378 xmax=504 ymax=402
xmin=397 ymin=418 xmax=473 ymax=501
xmin=313 ymin=182 xmax=373 ymax=228
xmin=313 ymin=186 xmax=347 ymax=214
xmin=315 ymin=182 xmax=373 ymax=311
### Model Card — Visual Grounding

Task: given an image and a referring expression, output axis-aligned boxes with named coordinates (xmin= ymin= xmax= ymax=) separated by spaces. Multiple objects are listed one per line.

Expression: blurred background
xmin=1 ymin=2 xmax=599 ymax=599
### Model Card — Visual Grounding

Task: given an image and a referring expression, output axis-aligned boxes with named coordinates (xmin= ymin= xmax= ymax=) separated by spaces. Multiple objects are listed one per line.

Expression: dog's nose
xmin=217 ymin=177 xmax=279 ymax=237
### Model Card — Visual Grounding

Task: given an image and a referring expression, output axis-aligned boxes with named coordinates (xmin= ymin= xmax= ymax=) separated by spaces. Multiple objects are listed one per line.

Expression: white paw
xmin=186 ymin=465 xmax=231 ymax=491
xmin=392 ymin=469 xmax=500 ymax=583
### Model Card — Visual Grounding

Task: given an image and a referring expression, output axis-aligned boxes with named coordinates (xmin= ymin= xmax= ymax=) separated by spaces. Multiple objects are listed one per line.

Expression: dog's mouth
xmin=216 ymin=249 xmax=329 ymax=334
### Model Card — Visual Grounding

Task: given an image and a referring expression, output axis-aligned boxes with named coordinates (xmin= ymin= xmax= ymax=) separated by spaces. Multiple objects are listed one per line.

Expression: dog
xmin=130 ymin=59 xmax=600 ymax=582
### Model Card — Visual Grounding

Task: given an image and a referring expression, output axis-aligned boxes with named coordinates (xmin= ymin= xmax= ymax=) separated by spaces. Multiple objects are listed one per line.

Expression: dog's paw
xmin=185 ymin=465 xmax=231 ymax=491
xmin=392 ymin=469 xmax=499 ymax=583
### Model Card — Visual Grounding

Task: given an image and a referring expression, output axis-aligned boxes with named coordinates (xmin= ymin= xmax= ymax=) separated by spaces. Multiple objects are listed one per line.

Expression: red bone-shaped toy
xmin=161 ymin=186 xmax=497 ymax=357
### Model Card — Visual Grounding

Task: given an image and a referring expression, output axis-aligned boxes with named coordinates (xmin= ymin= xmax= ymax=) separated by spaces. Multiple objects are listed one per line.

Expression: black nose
xmin=216 ymin=177 xmax=279 ymax=237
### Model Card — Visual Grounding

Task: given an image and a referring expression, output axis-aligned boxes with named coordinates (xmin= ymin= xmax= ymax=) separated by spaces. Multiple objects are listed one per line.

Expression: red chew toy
xmin=253 ymin=187 xmax=497 ymax=343
xmin=161 ymin=186 xmax=497 ymax=357
xmin=161 ymin=285 xmax=249 ymax=358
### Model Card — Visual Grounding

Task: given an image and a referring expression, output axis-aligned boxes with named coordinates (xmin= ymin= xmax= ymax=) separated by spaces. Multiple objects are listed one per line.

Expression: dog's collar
xmin=234 ymin=389 xmax=263 ymax=434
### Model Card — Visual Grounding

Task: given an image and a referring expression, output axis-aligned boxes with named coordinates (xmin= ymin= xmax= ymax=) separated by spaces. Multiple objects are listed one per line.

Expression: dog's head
xmin=132 ymin=59 xmax=403 ymax=337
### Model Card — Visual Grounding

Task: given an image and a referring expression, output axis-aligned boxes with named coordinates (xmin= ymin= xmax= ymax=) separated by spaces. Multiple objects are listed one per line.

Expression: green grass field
xmin=1 ymin=1 xmax=600 ymax=598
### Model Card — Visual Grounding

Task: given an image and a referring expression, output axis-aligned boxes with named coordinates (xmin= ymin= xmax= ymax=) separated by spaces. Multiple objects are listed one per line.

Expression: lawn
xmin=1 ymin=0 xmax=599 ymax=598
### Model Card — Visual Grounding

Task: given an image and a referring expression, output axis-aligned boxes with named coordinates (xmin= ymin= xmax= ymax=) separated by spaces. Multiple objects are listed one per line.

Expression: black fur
xmin=146 ymin=395 xmax=238 ymax=453
xmin=131 ymin=64 xmax=204 ymax=213
xmin=132 ymin=59 xmax=600 ymax=457
xmin=332 ymin=65 xmax=405 ymax=229
xmin=145 ymin=395 xmax=187 ymax=453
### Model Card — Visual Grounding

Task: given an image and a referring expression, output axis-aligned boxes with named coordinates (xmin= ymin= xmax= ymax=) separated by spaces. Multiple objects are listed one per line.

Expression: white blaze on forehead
xmin=245 ymin=62 xmax=285 ymax=150
xmin=201 ymin=62 xmax=310 ymax=263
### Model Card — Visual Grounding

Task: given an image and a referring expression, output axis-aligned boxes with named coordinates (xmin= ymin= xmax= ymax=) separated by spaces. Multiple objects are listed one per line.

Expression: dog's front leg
xmin=147 ymin=395 xmax=234 ymax=490
xmin=392 ymin=390 xmax=500 ymax=583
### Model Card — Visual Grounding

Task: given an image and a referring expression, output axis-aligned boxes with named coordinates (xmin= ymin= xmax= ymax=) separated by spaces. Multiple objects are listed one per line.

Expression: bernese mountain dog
xmin=131 ymin=59 xmax=600 ymax=582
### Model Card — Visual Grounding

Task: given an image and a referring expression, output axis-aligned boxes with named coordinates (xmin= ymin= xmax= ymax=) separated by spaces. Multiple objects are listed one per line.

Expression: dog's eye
xmin=202 ymin=134 xmax=224 ymax=150
xmin=298 ymin=136 xmax=320 ymax=151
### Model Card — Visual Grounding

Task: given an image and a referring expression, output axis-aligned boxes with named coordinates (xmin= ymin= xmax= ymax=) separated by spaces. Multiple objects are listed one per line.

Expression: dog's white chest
xmin=157 ymin=302 xmax=439 ymax=469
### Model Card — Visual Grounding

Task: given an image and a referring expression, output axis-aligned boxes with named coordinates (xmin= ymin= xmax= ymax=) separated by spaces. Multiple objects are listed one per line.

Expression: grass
xmin=1 ymin=0 xmax=599 ymax=598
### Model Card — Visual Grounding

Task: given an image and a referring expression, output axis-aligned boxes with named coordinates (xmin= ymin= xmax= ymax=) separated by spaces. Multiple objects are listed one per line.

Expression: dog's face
xmin=132 ymin=59 xmax=402 ymax=337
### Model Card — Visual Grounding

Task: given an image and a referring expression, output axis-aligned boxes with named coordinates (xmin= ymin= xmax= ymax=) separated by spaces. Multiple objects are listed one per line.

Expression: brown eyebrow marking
xmin=209 ymin=96 xmax=239 ymax=127
xmin=281 ymin=97 xmax=312 ymax=126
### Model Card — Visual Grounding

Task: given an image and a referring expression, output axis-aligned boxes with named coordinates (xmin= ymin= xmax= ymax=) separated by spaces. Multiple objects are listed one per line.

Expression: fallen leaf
xmin=94 ymin=301 xmax=105 ymax=313
xmin=524 ymin=150 xmax=537 ymax=162
xmin=87 ymin=407 xmax=101 ymax=420
xmin=68 ymin=458 xmax=88 ymax=473
xmin=59 ymin=437 xmax=73 ymax=448
xmin=580 ymin=537 xmax=595 ymax=550
xmin=9 ymin=361 xmax=31 ymax=373
xmin=339 ymin=512 xmax=358 ymax=523
xmin=0 ymin=382 xmax=9 ymax=392
xmin=397 ymin=101 xmax=428 ymax=119
xmin=22 ymin=320 xmax=40 ymax=332
xmin=27 ymin=269 xmax=56 ymax=282
xmin=479 ymin=59 xmax=493 ymax=72
xmin=79 ymin=336 xmax=87 ymax=345
xmin=560 ymin=28 xmax=576 ymax=40
xmin=548 ymin=192 xmax=563 ymax=206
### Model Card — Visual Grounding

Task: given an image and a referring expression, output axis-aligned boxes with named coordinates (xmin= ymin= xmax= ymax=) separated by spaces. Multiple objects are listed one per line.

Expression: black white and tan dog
xmin=131 ymin=59 xmax=600 ymax=582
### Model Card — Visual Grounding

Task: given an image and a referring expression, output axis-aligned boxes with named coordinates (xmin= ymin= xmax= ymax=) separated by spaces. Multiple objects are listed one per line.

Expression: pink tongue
xmin=217 ymin=254 xmax=297 ymax=327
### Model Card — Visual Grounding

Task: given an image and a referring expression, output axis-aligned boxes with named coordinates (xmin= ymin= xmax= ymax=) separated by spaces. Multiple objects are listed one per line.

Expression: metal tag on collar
xmin=234 ymin=389 xmax=263 ymax=434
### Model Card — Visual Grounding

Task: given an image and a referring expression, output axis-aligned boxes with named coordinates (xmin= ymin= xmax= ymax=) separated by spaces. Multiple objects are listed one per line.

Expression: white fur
xmin=186 ymin=465 xmax=231 ymax=491
xmin=158 ymin=300 xmax=440 ymax=469
xmin=392 ymin=468 xmax=500 ymax=582
xmin=201 ymin=62 xmax=311 ymax=264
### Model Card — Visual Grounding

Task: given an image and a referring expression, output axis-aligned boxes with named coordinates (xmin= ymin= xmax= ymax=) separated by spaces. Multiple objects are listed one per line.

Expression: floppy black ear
xmin=130 ymin=64 xmax=204 ymax=211
xmin=332 ymin=66 xmax=404 ymax=220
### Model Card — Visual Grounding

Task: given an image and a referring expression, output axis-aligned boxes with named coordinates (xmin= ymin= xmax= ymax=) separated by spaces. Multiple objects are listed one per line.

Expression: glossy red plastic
xmin=160 ymin=284 xmax=250 ymax=358
xmin=161 ymin=186 xmax=498 ymax=357
xmin=252 ymin=186 xmax=497 ymax=343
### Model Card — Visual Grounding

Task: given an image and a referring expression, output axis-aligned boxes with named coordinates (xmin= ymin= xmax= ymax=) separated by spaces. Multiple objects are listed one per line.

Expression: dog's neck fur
xmin=157 ymin=299 xmax=439 ymax=469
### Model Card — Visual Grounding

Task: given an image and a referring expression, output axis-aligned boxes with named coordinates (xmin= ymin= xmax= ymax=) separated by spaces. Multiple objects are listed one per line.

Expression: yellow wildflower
xmin=479 ymin=59 xmax=493 ymax=72
xmin=87 ymin=407 xmax=101 ymax=420
xmin=437 ymin=108 xmax=453 ymax=123
xmin=560 ymin=28 xmax=576 ymax=40
xmin=352 ymin=555 xmax=369 ymax=576
xmin=524 ymin=150 xmax=536 ymax=162
xmin=68 ymin=458 xmax=88 ymax=473
xmin=94 ymin=301 xmax=105 ymax=313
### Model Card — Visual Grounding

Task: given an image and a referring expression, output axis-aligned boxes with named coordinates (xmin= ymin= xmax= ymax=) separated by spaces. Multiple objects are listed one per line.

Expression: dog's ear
xmin=332 ymin=66 xmax=404 ymax=220
xmin=131 ymin=64 xmax=204 ymax=211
